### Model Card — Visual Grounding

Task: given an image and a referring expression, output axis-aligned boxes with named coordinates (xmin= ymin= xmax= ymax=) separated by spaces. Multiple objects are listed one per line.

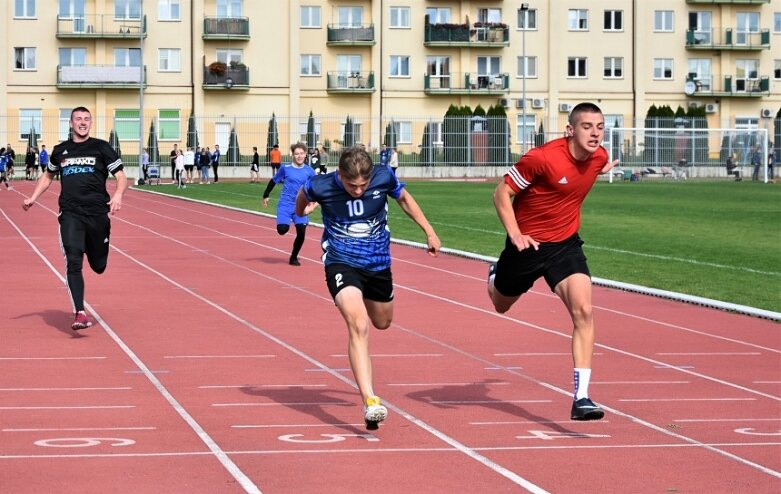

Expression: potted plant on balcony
xmin=208 ymin=61 xmax=227 ymax=76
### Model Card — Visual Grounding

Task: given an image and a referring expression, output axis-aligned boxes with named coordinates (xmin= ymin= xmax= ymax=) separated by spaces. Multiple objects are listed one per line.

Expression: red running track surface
xmin=0 ymin=182 xmax=779 ymax=493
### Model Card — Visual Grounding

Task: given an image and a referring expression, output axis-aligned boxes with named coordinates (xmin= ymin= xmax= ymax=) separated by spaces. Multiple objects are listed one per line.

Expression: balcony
xmin=57 ymin=65 xmax=146 ymax=89
xmin=326 ymin=24 xmax=375 ymax=46
xmin=326 ymin=71 xmax=375 ymax=93
xmin=686 ymin=28 xmax=770 ymax=50
xmin=423 ymin=21 xmax=509 ymax=47
xmin=685 ymin=73 xmax=770 ymax=98
xmin=203 ymin=17 xmax=250 ymax=40
xmin=56 ymin=14 xmax=146 ymax=39
xmin=424 ymin=72 xmax=510 ymax=95
xmin=202 ymin=64 xmax=250 ymax=90
xmin=685 ymin=0 xmax=769 ymax=4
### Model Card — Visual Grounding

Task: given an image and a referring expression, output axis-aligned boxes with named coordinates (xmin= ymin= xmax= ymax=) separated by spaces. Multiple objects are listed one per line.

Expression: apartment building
xmin=1 ymin=0 xmax=778 ymax=155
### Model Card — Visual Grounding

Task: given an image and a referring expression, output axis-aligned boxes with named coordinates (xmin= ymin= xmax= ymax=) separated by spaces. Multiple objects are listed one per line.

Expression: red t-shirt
xmin=503 ymin=137 xmax=607 ymax=242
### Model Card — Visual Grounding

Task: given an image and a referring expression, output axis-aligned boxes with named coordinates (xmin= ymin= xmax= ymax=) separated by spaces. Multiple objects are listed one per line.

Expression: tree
xmin=486 ymin=104 xmax=509 ymax=165
xmin=227 ymin=126 xmax=240 ymax=166
xmin=343 ymin=115 xmax=355 ymax=148
xmin=146 ymin=120 xmax=159 ymax=164
xmin=108 ymin=129 xmax=121 ymax=158
xmin=306 ymin=111 xmax=317 ymax=149
xmin=420 ymin=122 xmax=434 ymax=167
xmin=384 ymin=120 xmax=397 ymax=148
xmin=266 ymin=113 xmax=278 ymax=162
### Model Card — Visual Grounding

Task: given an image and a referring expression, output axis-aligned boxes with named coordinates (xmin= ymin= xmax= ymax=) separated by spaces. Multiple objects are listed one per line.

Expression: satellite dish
xmin=684 ymin=81 xmax=696 ymax=96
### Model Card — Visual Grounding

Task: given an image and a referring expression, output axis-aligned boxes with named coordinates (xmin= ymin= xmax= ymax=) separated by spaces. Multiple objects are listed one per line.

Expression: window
xmin=517 ymin=8 xmax=537 ymax=30
xmin=477 ymin=56 xmax=501 ymax=77
xmin=604 ymin=114 xmax=624 ymax=129
xmin=19 ymin=109 xmax=42 ymax=140
xmin=339 ymin=121 xmax=362 ymax=144
xmin=216 ymin=49 xmax=243 ymax=64
xmin=775 ymin=60 xmax=781 ymax=80
xmin=775 ymin=13 xmax=781 ymax=33
xmin=735 ymin=59 xmax=759 ymax=92
xmin=390 ymin=55 xmax=410 ymax=77
xmin=300 ymin=120 xmax=321 ymax=144
xmin=478 ymin=8 xmax=501 ymax=24
xmin=604 ymin=10 xmax=622 ymax=31
xmin=158 ymin=0 xmax=180 ymax=21
xmin=688 ymin=11 xmax=712 ymax=44
xmin=158 ymin=48 xmax=181 ymax=72
xmin=567 ymin=57 xmax=587 ymax=78
xmin=516 ymin=114 xmax=536 ymax=147
xmin=115 ymin=0 xmax=141 ymax=19
xmin=389 ymin=7 xmax=410 ymax=28
xmin=426 ymin=7 xmax=450 ymax=24
xmin=736 ymin=12 xmax=759 ymax=45
xmin=300 ymin=6 xmax=321 ymax=28
xmin=115 ymin=48 xmax=141 ymax=67
xmin=115 ymin=109 xmax=140 ymax=140
xmin=59 ymin=0 xmax=85 ymax=18
xmin=158 ymin=110 xmax=180 ymax=140
xmin=653 ymin=58 xmax=673 ymax=79
xmin=337 ymin=6 xmax=362 ymax=27
xmin=216 ymin=0 xmax=242 ymax=18
xmin=604 ymin=57 xmax=623 ymax=78
xmin=568 ymin=9 xmax=588 ymax=31
xmin=14 ymin=47 xmax=36 ymax=70
xmin=59 ymin=47 xmax=86 ymax=66
xmin=395 ymin=121 xmax=412 ymax=144
xmin=15 ymin=0 xmax=36 ymax=18
xmin=688 ymin=58 xmax=712 ymax=91
xmin=654 ymin=11 xmax=673 ymax=32
xmin=517 ymin=56 xmax=537 ymax=78
xmin=59 ymin=108 xmax=71 ymax=141
xmin=427 ymin=56 xmax=450 ymax=88
xmin=336 ymin=54 xmax=362 ymax=76
xmin=300 ymin=54 xmax=321 ymax=76
xmin=430 ymin=121 xmax=443 ymax=146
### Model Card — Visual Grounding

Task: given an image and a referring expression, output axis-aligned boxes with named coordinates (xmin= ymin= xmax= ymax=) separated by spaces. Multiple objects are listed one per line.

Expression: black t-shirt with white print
xmin=49 ymin=137 xmax=123 ymax=216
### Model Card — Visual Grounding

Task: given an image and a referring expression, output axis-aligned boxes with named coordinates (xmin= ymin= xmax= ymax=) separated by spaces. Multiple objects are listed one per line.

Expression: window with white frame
xmin=688 ymin=58 xmax=712 ymax=90
xmin=604 ymin=57 xmax=623 ymax=78
xmin=158 ymin=0 xmax=180 ymax=21
xmin=216 ymin=49 xmax=243 ymax=64
xmin=568 ymin=9 xmax=588 ymax=30
xmin=59 ymin=47 xmax=86 ymax=66
xmin=15 ymin=0 xmax=36 ymax=18
xmin=516 ymin=114 xmax=536 ymax=146
xmin=158 ymin=48 xmax=181 ymax=72
xmin=300 ymin=5 xmax=321 ymax=28
xmin=426 ymin=7 xmax=450 ymax=24
xmin=300 ymin=54 xmax=321 ymax=76
xmin=736 ymin=12 xmax=760 ymax=45
xmin=14 ymin=47 xmax=36 ymax=70
xmin=390 ymin=55 xmax=410 ymax=77
xmin=654 ymin=11 xmax=673 ymax=32
xmin=567 ymin=57 xmax=587 ymax=78
xmin=604 ymin=10 xmax=623 ymax=31
xmin=688 ymin=11 xmax=712 ymax=44
xmin=477 ymin=56 xmax=501 ymax=77
xmin=653 ymin=58 xmax=673 ymax=79
xmin=517 ymin=8 xmax=537 ymax=29
xmin=20 ymin=109 xmax=42 ymax=140
xmin=430 ymin=121 xmax=443 ymax=146
xmin=59 ymin=108 xmax=71 ymax=141
xmin=517 ymin=56 xmax=537 ymax=78
xmin=114 ymin=48 xmax=141 ymax=66
xmin=775 ymin=60 xmax=781 ymax=80
xmin=336 ymin=54 xmax=362 ymax=76
xmin=299 ymin=121 xmax=321 ymax=144
xmin=394 ymin=121 xmax=412 ymax=144
xmin=115 ymin=0 xmax=141 ymax=19
xmin=339 ymin=121 xmax=362 ymax=144
xmin=158 ymin=109 xmax=180 ymax=140
xmin=115 ymin=109 xmax=140 ymax=140
xmin=389 ymin=7 xmax=410 ymax=28
xmin=604 ymin=114 xmax=624 ymax=129
xmin=775 ymin=13 xmax=781 ymax=33
xmin=478 ymin=8 xmax=501 ymax=24
xmin=337 ymin=6 xmax=362 ymax=27
xmin=216 ymin=0 xmax=242 ymax=18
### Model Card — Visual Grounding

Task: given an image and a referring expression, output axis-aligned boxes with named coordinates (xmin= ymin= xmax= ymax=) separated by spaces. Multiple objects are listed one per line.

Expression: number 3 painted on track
xmin=278 ymin=433 xmax=379 ymax=443
xmin=34 ymin=437 xmax=136 ymax=448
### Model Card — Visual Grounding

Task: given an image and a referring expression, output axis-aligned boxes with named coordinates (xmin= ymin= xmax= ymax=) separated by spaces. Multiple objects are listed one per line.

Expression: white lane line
xmin=232 ymin=424 xmax=364 ymax=429
xmin=164 ymin=355 xmax=276 ymax=359
xmin=0 ymin=387 xmax=132 ymax=391
xmin=199 ymin=384 xmax=327 ymax=389
xmin=591 ymin=381 xmax=690 ymax=385
xmin=656 ymin=352 xmax=762 ymax=356
xmin=674 ymin=418 xmax=781 ymax=423
xmin=618 ymin=398 xmax=756 ymax=403
xmin=328 ymin=353 xmax=442 ymax=358
xmin=431 ymin=400 xmax=551 ymax=405
xmin=2 ymin=209 xmax=263 ymax=494
xmin=212 ymin=402 xmax=348 ymax=407
xmin=495 ymin=353 xmax=604 ymax=357
xmin=388 ymin=382 xmax=510 ymax=387
xmin=0 ymin=357 xmax=107 ymax=361
xmin=4 ymin=427 xmax=156 ymax=432
xmin=0 ymin=406 xmax=135 ymax=410
xmin=754 ymin=381 xmax=781 ymax=384
xmin=470 ymin=420 xmax=608 ymax=426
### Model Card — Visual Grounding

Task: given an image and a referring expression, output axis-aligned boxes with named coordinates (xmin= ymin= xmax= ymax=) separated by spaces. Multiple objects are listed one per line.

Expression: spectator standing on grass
xmin=250 ymin=146 xmax=260 ymax=183
xmin=487 ymin=102 xmax=617 ymax=422
xmin=22 ymin=106 xmax=127 ymax=331
xmin=389 ymin=147 xmax=399 ymax=175
xmin=317 ymin=146 xmax=328 ymax=175
xmin=140 ymin=147 xmax=149 ymax=182
xmin=726 ymin=155 xmax=741 ymax=181
xmin=0 ymin=149 xmax=12 ymax=190
xmin=5 ymin=144 xmax=16 ymax=180
xmin=184 ymin=147 xmax=195 ymax=183
xmin=269 ymin=143 xmax=282 ymax=175
xmin=169 ymin=143 xmax=178 ymax=184
xmin=200 ymin=147 xmax=211 ymax=184
xmin=751 ymin=145 xmax=762 ymax=181
xmin=211 ymin=144 xmax=221 ymax=183
xmin=294 ymin=146 xmax=440 ymax=430
xmin=25 ymin=145 xmax=37 ymax=181
xmin=175 ymin=148 xmax=185 ymax=189
xmin=768 ymin=149 xmax=774 ymax=180
xmin=39 ymin=144 xmax=50 ymax=180
xmin=262 ymin=142 xmax=316 ymax=266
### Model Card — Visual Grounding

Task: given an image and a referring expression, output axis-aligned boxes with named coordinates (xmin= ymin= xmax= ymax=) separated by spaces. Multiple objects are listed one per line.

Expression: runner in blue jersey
xmin=262 ymin=142 xmax=317 ymax=266
xmin=296 ymin=146 xmax=441 ymax=430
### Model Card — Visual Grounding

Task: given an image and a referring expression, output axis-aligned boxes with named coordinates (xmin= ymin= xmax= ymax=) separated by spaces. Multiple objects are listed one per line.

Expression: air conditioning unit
xmin=761 ymin=108 xmax=774 ymax=118
xmin=687 ymin=102 xmax=701 ymax=109
xmin=499 ymin=98 xmax=510 ymax=108
xmin=515 ymin=99 xmax=526 ymax=109
xmin=705 ymin=103 xmax=719 ymax=114
xmin=559 ymin=103 xmax=573 ymax=113
xmin=531 ymin=98 xmax=544 ymax=109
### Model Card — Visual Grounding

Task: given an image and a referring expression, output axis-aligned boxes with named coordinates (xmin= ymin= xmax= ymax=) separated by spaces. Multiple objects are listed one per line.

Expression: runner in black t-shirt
xmin=23 ymin=106 xmax=128 ymax=331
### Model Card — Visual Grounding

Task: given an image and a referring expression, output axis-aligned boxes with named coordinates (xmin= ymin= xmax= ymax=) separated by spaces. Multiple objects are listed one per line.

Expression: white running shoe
xmin=363 ymin=396 xmax=388 ymax=430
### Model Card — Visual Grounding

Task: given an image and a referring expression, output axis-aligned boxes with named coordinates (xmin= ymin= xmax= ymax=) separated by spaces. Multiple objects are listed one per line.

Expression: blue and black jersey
xmin=302 ymin=165 xmax=404 ymax=271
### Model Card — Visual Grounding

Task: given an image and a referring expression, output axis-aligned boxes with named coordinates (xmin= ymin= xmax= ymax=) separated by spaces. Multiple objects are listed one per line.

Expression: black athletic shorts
xmin=58 ymin=211 xmax=111 ymax=272
xmin=324 ymin=263 xmax=394 ymax=303
xmin=494 ymin=233 xmax=590 ymax=297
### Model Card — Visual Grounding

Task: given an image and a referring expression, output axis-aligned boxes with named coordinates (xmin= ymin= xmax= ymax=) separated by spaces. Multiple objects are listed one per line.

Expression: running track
xmin=1 ymin=182 xmax=779 ymax=493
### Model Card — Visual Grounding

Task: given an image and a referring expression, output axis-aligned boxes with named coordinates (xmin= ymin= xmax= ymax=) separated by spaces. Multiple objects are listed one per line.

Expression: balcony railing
xmin=326 ymin=71 xmax=375 ymax=93
xmin=57 ymin=64 xmax=146 ymax=88
xmin=423 ymin=21 xmax=509 ymax=47
xmin=203 ymin=17 xmax=250 ymax=40
xmin=202 ymin=65 xmax=250 ymax=90
xmin=686 ymin=28 xmax=770 ymax=50
xmin=326 ymin=24 xmax=375 ymax=45
xmin=424 ymin=72 xmax=510 ymax=95
xmin=685 ymin=73 xmax=770 ymax=98
xmin=56 ymin=14 xmax=146 ymax=38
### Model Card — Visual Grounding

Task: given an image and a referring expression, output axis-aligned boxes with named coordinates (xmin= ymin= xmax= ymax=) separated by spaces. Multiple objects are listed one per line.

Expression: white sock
xmin=574 ymin=368 xmax=591 ymax=400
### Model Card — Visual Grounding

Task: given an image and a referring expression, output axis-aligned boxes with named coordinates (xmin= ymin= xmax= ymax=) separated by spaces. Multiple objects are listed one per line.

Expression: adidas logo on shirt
xmin=558 ymin=177 xmax=568 ymax=184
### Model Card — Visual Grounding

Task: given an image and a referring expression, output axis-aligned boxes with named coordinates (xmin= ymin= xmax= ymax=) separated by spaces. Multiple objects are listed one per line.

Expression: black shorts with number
xmin=494 ymin=233 xmax=590 ymax=297
xmin=325 ymin=263 xmax=394 ymax=303
xmin=58 ymin=211 xmax=111 ymax=274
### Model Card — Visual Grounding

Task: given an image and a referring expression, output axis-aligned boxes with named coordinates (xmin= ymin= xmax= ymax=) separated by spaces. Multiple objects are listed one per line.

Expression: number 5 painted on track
xmin=35 ymin=437 xmax=136 ymax=448
xmin=278 ymin=433 xmax=379 ymax=443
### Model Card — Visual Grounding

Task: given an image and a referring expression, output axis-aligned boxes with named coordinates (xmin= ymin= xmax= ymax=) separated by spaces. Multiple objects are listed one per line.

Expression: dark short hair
xmin=338 ymin=146 xmax=373 ymax=180
xmin=569 ymin=102 xmax=603 ymax=125
xmin=70 ymin=106 xmax=91 ymax=120
xmin=291 ymin=142 xmax=308 ymax=154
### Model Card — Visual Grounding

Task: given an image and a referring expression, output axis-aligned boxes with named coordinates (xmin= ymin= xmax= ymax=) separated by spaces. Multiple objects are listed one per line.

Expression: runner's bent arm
xmin=108 ymin=169 xmax=128 ymax=214
xmin=493 ymin=181 xmax=539 ymax=251
xmin=22 ymin=171 xmax=55 ymax=210
xmin=394 ymin=189 xmax=441 ymax=256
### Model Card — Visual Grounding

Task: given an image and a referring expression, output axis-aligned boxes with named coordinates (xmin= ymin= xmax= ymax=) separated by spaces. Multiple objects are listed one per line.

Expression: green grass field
xmin=137 ymin=179 xmax=781 ymax=313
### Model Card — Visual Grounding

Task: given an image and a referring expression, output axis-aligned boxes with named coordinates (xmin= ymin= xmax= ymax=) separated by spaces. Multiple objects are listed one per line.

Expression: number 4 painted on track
xmin=516 ymin=430 xmax=611 ymax=440
xmin=278 ymin=433 xmax=379 ymax=443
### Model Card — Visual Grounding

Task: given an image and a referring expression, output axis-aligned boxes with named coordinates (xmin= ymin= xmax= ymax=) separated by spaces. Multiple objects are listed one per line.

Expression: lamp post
xmin=520 ymin=3 xmax=529 ymax=154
